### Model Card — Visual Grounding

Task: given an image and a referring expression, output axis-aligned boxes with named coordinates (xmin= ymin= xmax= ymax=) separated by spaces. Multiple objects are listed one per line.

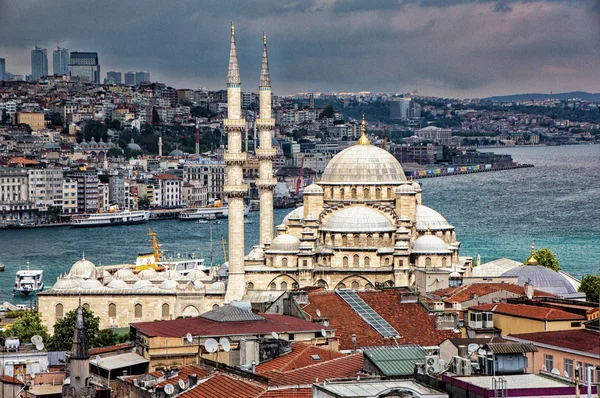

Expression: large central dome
xmin=320 ymin=144 xmax=406 ymax=185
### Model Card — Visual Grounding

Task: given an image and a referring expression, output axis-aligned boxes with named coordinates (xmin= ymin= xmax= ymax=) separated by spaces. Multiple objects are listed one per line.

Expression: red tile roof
xmin=470 ymin=303 xmax=586 ymax=321
xmin=303 ymin=289 xmax=455 ymax=350
xmin=157 ymin=173 xmax=182 ymax=180
xmin=431 ymin=283 xmax=554 ymax=304
xmin=132 ymin=313 xmax=330 ymax=338
xmin=508 ymin=329 xmax=600 ymax=356
xmin=155 ymin=365 xmax=212 ymax=388
xmin=181 ymin=373 xmax=266 ymax=398
xmin=256 ymin=343 xmax=346 ymax=374
xmin=0 ymin=375 xmax=24 ymax=385
xmin=262 ymin=353 xmax=363 ymax=386
xmin=89 ymin=342 xmax=133 ymax=355
xmin=259 ymin=388 xmax=312 ymax=397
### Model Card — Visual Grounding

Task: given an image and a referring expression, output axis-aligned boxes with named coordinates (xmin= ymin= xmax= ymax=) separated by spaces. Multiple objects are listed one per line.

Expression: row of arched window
xmin=55 ymin=302 xmax=171 ymax=320
xmin=342 ymin=255 xmax=371 ymax=267
xmin=424 ymin=257 xmax=448 ymax=267
xmin=324 ymin=187 xmax=394 ymax=200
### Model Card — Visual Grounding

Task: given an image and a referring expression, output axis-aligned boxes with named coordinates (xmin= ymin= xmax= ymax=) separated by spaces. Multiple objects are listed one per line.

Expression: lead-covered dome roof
xmin=416 ymin=205 xmax=454 ymax=231
xmin=320 ymin=144 xmax=406 ymax=185
xmin=501 ymin=265 xmax=577 ymax=296
xmin=282 ymin=206 xmax=304 ymax=225
xmin=321 ymin=206 xmax=395 ymax=233
xmin=269 ymin=233 xmax=300 ymax=253
xmin=69 ymin=255 xmax=97 ymax=279
xmin=411 ymin=234 xmax=452 ymax=254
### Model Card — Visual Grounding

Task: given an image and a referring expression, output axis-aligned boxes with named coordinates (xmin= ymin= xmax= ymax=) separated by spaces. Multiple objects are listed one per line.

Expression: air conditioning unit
xmin=425 ymin=355 xmax=440 ymax=375
xmin=461 ymin=357 xmax=472 ymax=376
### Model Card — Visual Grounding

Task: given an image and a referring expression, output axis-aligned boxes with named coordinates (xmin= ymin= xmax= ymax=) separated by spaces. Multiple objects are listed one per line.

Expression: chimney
xmin=251 ymin=360 xmax=256 ymax=374
xmin=458 ymin=345 xmax=468 ymax=359
xmin=188 ymin=374 xmax=198 ymax=386
xmin=524 ymin=281 xmax=534 ymax=300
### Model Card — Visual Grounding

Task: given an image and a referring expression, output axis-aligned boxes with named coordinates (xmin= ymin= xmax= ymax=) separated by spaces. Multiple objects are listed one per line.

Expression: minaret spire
xmin=357 ymin=114 xmax=370 ymax=145
xmin=71 ymin=305 xmax=89 ymax=359
xmin=256 ymin=32 xmax=277 ymax=246
xmin=228 ymin=23 xmax=241 ymax=85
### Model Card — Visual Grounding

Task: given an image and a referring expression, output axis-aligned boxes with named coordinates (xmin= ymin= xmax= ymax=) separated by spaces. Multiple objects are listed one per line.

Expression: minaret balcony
xmin=224 ymin=184 xmax=248 ymax=198
xmin=256 ymin=148 xmax=277 ymax=160
xmin=256 ymin=178 xmax=277 ymax=190
xmin=224 ymin=152 xmax=247 ymax=165
xmin=224 ymin=118 xmax=246 ymax=130
xmin=256 ymin=118 xmax=275 ymax=129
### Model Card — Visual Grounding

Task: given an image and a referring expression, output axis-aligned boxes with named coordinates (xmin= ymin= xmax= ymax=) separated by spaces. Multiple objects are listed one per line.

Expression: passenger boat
xmin=13 ymin=265 xmax=44 ymax=296
xmin=179 ymin=200 xmax=249 ymax=220
xmin=0 ymin=262 xmax=5 ymax=272
xmin=70 ymin=209 xmax=150 ymax=227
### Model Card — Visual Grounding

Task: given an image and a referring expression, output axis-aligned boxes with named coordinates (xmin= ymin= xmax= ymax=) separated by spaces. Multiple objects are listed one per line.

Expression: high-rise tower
xmin=31 ymin=46 xmax=48 ymax=81
xmin=256 ymin=33 xmax=277 ymax=245
xmin=223 ymin=23 xmax=248 ymax=303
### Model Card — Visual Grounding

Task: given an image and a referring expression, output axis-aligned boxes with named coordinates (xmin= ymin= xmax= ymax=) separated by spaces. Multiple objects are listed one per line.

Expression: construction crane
xmin=296 ymin=155 xmax=305 ymax=196
xmin=381 ymin=125 xmax=388 ymax=150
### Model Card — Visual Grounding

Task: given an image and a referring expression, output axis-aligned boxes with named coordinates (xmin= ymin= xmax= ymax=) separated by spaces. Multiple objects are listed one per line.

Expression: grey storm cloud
xmin=0 ymin=0 xmax=598 ymax=97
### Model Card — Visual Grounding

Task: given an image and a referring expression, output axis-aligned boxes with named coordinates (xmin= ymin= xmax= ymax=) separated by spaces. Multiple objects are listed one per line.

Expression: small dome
xmin=127 ymin=142 xmax=142 ymax=152
xmin=245 ymin=246 xmax=265 ymax=261
xmin=501 ymin=266 xmax=577 ymax=296
xmin=322 ymin=206 xmax=395 ymax=233
xmin=69 ymin=255 xmax=97 ymax=279
xmin=53 ymin=278 xmax=81 ymax=290
xmin=411 ymin=234 xmax=452 ymax=254
xmin=416 ymin=205 xmax=454 ymax=231
xmin=114 ymin=268 xmax=137 ymax=280
xmin=161 ymin=269 xmax=183 ymax=280
xmin=205 ymin=281 xmax=226 ymax=294
xmin=269 ymin=233 xmax=300 ymax=253
xmin=79 ymin=279 xmax=103 ymax=289
xmin=138 ymin=268 xmax=159 ymax=280
xmin=107 ymin=279 xmax=129 ymax=289
xmin=169 ymin=149 xmax=184 ymax=157
xmin=185 ymin=269 xmax=212 ymax=281
xmin=299 ymin=241 xmax=312 ymax=249
xmin=133 ymin=279 xmax=153 ymax=289
xmin=193 ymin=280 xmax=205 ymax=290
xmin=395 ymin=184 xmax=415 ymax=194
xmin=304 ymin=183 xmax=324 ymax=194
xmin=321 ymin=144 xmax=406 ymax=185
xmin=159 ymin=279 xmax=178 ymax=290
xmin=395 ymin=241 xmax=409 ymax=249
xmin=449 ymin=271 xmax=461 ymax=278
xmin=411 ymin=181 xmax=422 ymax=191
xmin=282 ymin=206 xmax=304 ymax=225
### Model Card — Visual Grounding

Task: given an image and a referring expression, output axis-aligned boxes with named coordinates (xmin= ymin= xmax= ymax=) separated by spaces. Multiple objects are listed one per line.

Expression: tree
xmin=191 ymin=106 xmax=214 ymax=118
xmin=524 ymin=248 xmax=560 ymax=271
xmin=152 ymin=107 xmax=161 ymax=124
xmin=320 ymin=104 xmax=335 ymax=119
xmin=107 ymin=147 xmax=124 ymax=158
xmin=138 ymin=195 xmax=151 ymax=210
xmin=579 ymin=275 xmax=600 ymax=302
xmin=9 ymin=311 xmax=49 ymax=343
xmin=49 ymin=307 xmax=100 ymax=351
xmin=94 ymin=329 xmax=128 ymax=347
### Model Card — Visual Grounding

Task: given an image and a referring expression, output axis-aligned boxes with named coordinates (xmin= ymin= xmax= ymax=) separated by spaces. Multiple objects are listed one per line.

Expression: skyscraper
xmin=124 ymin=71 xmax=136 ymax=85
xmin=106 ymin=71 xmax=122 ymax=84
xmin=135 ymin=71 xmax=150 ymax=85
xmin=0 ymin=58 xmax=5 ymax=81
xmin=31 ymin=47 xmax=48 ymax=81
xmin=52 ymin=45 xmax=69 ymax=76
xmin=69 ymin=52 xmax=100 ymax=83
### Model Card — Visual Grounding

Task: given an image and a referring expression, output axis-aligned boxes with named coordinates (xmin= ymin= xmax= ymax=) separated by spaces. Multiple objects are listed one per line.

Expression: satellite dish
xmin=316 ymin=309 xmax=321 ymax=317
xmin=321 ymin=329 xmax=327 ymax=337
xmin=95 ymin=355 xmax=102 ymax=364
xmin=186 ymin=333 xmax=193 ymax=343
xmin=551 ymin=368 xmax=560 ymax=375
xmin=323 ymin=320 xmax=329 ymax=327
xmin=31 ymin=335 xmax=43 ymax=346
xmin=478 ymin=349 xmax=486 ymax=356
xmin=178 ymin=379 xmax=186 ymax=390
xmin=271 ymin=331 xmax=279 ymax=340
xmin=220 ymin=337 xmax=231 ymax=352
xmin=35 ymin=342 xmax=44 ymax=351
xmin=164 ymin=383 xmax=175 ymax=395
xmin=467 ymin=343 xmax=479 ymax=355
xmin=204 ymin=338 xmax=218 ymax=353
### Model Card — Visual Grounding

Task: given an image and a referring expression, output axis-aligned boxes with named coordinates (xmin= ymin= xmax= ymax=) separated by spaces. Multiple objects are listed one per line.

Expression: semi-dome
xmin=69 ymin=255 xmax=97 ymax=279
xmin=159 ymin=279 xmax=178 ymax=290
xmin=53 ymin=278 xmax=81 ymax=290
xmin=282 ymin=206 xmax=304 ymax=225
xmin=500 ymin=265 xmax=577 ymax=296
xmin=245 ymin=246 xmax=265 ymax=261
xmin=416 ymin=205 xmax=454 ymax=231
xmin=107 ymin=279 xmax=129 ymax=289
xmin=304 ymin=183 xmax=324 ymax=194
xmin=113 ymin=268 xmax=137 ymax=280
xmin=79 ymin=279 xmax=103 ymax=289
xmin=321 ymin=206 xmax=395 ymax=233
xmin=138 ymin=268 xmax=159 ymax=280
xmin=133 ymin=279 xmax=153 ymax=289
xmin=411 ymin=234 xmax=452 ymax=254
xmin=320 ymin=144 xmax=406 ymax=185
xmin=395 ymin=183 xmax=415 ymax=194
xmin=269 ymin=233 xmax=300 ymax=253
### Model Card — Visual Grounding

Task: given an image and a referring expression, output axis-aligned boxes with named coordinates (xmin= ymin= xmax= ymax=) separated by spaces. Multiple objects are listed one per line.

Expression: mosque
xmin=38 ymin=25 xmax=471 ymax=330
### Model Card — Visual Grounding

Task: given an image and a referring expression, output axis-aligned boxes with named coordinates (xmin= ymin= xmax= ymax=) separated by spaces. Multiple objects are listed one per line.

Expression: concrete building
xmin=0 ymin=58 xmax=5 ymax=81
xmin=17 ymin=112 xmax=46 ymax=132
xmin=183 ymin=159 xmax=226 ymax=202
xmin=124 ymin=71 xmax=135 ymax=85
xmin=156 ymin=173 xmax=183 ymax=207
xmin=135 ymin=71 xmax=150 ymax=85
xmin=31 ymin=47 xmax=48 ymax=81
xmin=416 ymin=126 xmax=452 ymax=145
xmin=28 ymin=167 xmax=64 ymax=211
xmin=106 ymin=70 xmax=122 ymax=85
xmin=52 ymin=46 xmax=69 ymax=76
xmin=69 ymin=52 xmax=100 ymax=83
xmin=390 ymin=97 xmax=412 ymax=119
xmin=0 ymin=167 xmax=36 ymax=222
xmin=64 ymin=168 xmax=99 ymax=213
xmin=62 ymin=177 xmax=78 ymax=214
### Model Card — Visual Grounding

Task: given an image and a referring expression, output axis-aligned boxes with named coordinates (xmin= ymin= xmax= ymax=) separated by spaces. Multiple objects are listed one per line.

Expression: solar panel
xmin=336 ymin=290 xmax=399 ymax=338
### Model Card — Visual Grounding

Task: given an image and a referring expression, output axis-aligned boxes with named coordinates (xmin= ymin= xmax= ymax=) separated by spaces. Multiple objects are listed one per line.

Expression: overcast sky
xmin=0 ymin=0 xmax=599 ymax=98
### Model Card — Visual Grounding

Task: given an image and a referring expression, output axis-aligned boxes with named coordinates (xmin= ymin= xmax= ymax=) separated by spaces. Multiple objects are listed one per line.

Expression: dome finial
xmin=357 ymin=114 xmax=370 ymax=145
xmin=426 ymin=224 xmax=432 ymax=235
xmin=82 ymin=251 xmax=85 ymax=260
xmin=526 ymin=240 xmax=538 ymax=265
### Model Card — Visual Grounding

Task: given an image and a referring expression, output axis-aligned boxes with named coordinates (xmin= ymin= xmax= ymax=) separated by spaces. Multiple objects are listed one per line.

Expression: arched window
xmin=351 ymin=188 xmax=357 ymax=199
xmin=351 ymin=281 xmax=360 ymax=290
xmin=387 ymin=187 xmax=392 ymax=198
xmin=108 ymin=303 xmax=117 ymax=318
xmin=376 ymin=188 xmax=381 ymax=199
xmin=366 ymin=235 xmax=373 ymax=246
xmin=354 ymin=234 xmax=360 ymax=246
xmin=212 ymin=304 xmax=220 ymax=310
xmin=317 ymin=279 xmax=328 ymax=288
xmin=292 ymin=282 xmax=299 ymax=289
xmin=281 ymin=281 xmax=288 ymax=290
xmin=55 ymin=304 xmax=63 ymax=319
xmin=337 ymin=282 xmax=346 ymax=289
xmin=269 ymin=282 xmax=276 ymax=290
xmin=135 ymin=303 xmax=142 ymax=319
xmin=442 ymin=257 xmax=447 ymax=267
xmin=339 ymin=188 xmax=345 ymax=199
xmin=247 ymin=282 xmax=254 ymax=290
xmin=162 ymin=303 xmax=170 ymax=319
xmin=269 ymin=257 xmax=274 ymax=266
xmin=82 ymin=303 xmax=90 ymax=311
xmin=342 ymin=235 xmax=348 ymax=247
xmin=353 ymin=254 xmax=360 ymax=266
xmin=343 ymin=256 xmax=349 ymax=267
xmin=363 ymin=188 xmax=370 ymax=199
xmin=384 ymin=257 xmax=390 ymax=265
xmin=364 ymin=256 xmax=370 ymax=267
xmin=425 ymin=257 xmax=432 ymax=267
xmin=384 ymin=280 xmax=395 ymax=287
xmin=282 ymin=257 xmax=288 ymax=267
xmin=365 ymin=283 xmax=375 ymax=290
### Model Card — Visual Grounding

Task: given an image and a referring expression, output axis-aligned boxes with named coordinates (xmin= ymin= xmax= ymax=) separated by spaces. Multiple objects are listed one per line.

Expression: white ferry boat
xmin=70 ymin=209 xmax=151 ymax=227
xmin=179 ymin=200 xmax=229 ymax=220
xmin=13 ymin=267 xmax=44 ymax=296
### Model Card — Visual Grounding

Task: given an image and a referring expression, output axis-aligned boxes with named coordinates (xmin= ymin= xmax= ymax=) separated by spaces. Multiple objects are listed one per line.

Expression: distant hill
xmin=483 ymin=91 xmax=600 ymax=102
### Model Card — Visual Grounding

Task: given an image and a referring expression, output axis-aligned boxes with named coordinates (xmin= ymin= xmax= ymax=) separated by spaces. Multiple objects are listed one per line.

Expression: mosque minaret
xmin=255 ymin=33 xmax=277 ymax=245
xmin=223 ymin=23 xmax=248 ymax=302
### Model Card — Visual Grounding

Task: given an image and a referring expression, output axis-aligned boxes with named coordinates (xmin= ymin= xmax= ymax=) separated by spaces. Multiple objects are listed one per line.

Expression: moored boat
xmin=13 ymin=266 xmax=44 ymax=296
xmin=70 ymin=209 xmax=150 ymax=227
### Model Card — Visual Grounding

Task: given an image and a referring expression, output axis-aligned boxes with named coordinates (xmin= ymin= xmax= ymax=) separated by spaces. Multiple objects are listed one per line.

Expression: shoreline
xmin=409 ymin=163 xmax=534 ymax=179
